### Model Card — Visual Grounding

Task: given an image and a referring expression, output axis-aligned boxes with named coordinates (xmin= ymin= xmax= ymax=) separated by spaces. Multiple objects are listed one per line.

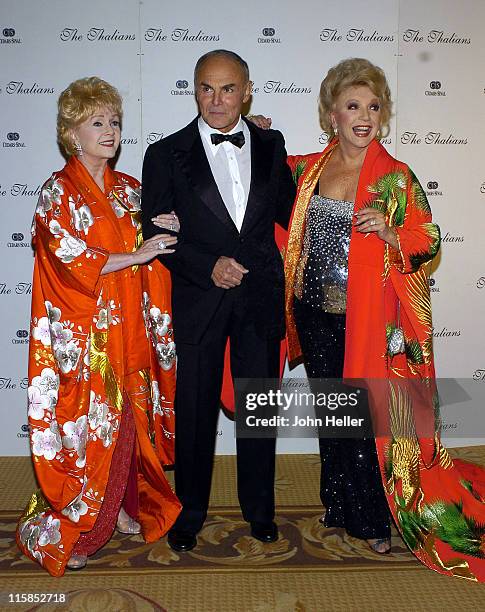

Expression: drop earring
xmin=74 ymin=141 xmax=83 ymax=156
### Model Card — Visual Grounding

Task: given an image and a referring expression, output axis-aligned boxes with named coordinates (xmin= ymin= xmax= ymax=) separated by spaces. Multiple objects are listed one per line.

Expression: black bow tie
xmin=210 ymin=131 xmax=245 ymax=148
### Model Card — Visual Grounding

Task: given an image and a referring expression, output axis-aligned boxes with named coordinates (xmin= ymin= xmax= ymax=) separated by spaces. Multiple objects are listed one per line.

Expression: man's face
xmin=195 ymin=56 xmax=251 ymax=133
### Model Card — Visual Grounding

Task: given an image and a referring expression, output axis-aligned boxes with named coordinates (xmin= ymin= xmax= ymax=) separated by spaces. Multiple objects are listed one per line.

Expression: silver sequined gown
xmin=293 ymin=194 xmax=390 ymax=540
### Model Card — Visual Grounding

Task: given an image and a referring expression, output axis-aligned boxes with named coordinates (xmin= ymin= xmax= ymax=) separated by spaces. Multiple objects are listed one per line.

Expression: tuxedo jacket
xmin=141 ymin=116 xmax=296 ymax=345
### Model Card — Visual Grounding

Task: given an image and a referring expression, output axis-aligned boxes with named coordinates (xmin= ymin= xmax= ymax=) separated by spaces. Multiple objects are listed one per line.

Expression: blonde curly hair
xmin=57 ymin=77 xmax=123 ymax=155
xmin=318 ymin=58 xmax=392 ymax=140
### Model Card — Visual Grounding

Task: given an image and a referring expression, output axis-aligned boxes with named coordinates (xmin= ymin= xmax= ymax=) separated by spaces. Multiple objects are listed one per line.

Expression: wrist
xmin=130 ymin=250 xmax=141 ymax=265
xmin=384 ymin=226 xmax=397 ymax=246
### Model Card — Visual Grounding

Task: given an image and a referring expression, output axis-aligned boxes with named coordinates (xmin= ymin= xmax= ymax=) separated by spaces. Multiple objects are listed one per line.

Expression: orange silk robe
xmin=286 ymin=139 xmax=485 ymax=581
xmin=16 ymin=156 xmax=181 ymax=576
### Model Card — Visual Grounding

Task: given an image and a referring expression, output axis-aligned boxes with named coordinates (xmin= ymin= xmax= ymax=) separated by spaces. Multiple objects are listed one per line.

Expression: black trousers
xmin=172 ymin=290 xmax=279 ymax=534
xmin=293 ymin=298 xmax=390 ymax=540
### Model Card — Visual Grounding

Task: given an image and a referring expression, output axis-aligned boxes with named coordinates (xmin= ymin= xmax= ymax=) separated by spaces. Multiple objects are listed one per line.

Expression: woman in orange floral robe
xmin=16 ymin=77 xmax=181 ymax=576
xmin=283 ymin=59 xmax=485 ymax=580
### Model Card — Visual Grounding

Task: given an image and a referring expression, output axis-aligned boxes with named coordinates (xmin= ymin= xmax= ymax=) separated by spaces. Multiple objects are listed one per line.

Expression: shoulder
xmin=39 ymin=167 xmax=68 ymax=200
xmin=246 ymin=121 xmax=285 ymax=145
xmin=287 ymin=151 xmax=323 ymax=177
xmin=112 ymin=170 xmax=140 ymax=189
xmin=374 ymin=141 xmax=409 ymax=174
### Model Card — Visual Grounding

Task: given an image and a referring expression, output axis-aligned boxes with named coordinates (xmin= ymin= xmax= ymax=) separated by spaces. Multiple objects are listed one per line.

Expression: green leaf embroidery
xmin=292 ymin=160 xmax=307 ymax=185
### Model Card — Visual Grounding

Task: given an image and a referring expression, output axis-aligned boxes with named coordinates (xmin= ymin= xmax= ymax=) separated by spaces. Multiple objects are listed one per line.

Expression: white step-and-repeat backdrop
xmin=1 ymin=0 xmax=484 ymax=455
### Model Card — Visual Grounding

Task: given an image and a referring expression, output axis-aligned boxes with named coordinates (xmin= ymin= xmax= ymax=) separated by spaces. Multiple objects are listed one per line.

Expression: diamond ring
xmin=158 ymin=240 xmax=166 ymax=250
xmin=169 ymin=223 xmax=175 ymax=231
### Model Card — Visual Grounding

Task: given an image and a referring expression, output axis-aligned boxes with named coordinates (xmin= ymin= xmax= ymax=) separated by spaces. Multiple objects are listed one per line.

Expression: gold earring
xmin=74 ymin=141 xmax=83 ymax=156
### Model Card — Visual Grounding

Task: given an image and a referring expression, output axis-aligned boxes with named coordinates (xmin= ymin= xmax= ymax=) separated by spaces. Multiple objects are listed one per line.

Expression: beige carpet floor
xmin=1 ymin=449 xmax=485 ymax=611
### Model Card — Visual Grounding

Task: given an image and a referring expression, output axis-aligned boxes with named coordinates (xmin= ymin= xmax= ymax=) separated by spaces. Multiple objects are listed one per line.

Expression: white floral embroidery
xmin=151 ymin=380 xmax=160 ymax=414
xmin=28 ymin=386 xmax=46 ymax=421
xmin=70 ymin=199 xmax=94 ymax=235
xmin=95 ymin=308 xmax=110 ymax=329
xmin=55 ymin=234 xmax=87 ymax=264
xmin=18 ymin=521 xmax=43 ymax=563
xmin=156 ymin=341 xmax=176 ymax=371
xmin=27 ymin=368 xmax=59 ymax=420
xmin=28 ymin=367 xmax=59 ymax=420
xmin=110 ymin=197 xmax=126 ymax=219
xmin=31 ymin=422 xmax=62 ymax=460
xmin=94 ymin=298 xmax=119 ymax=329
xmin=149 ymin=307 xmax=171 ymax=337
xmin=142 ymin=292 xmax=176 ymax=370
xmin=88 ymin=391 xmax=108 ymax=430
xmin=54 ymin=340 xmax=82 ymax=374
xmin=61 ymin=492 xmax=89 ymax=523
xmin=37 ymin=515 xmax=62 ymax=546
xmin=97 ymin=421 xmax=113 ymax=447
xmin=37 ymin=302 xmax=82 ymax=374
xmin=37 ymin=177 xmax=64 ymax=218
xmin=48 ymin=219 xmax=62 ymax=235
xmin=32 ymin=316 xmax=51 ymax=346
xmin=62 ymin=415 xmax=87 ymax=468
xmin=125 ymin=185 xmax=141 ymax=210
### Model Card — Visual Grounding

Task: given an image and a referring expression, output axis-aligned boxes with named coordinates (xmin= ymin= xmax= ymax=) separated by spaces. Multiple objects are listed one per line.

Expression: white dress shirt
xmin=198 ymin=116 xmax=251 ymax=232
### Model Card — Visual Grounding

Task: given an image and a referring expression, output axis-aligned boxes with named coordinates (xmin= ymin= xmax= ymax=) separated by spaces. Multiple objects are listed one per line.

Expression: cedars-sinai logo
xmin=3 ymin=131 xmax=26 ymax=149
xmin=477 ymin=277 xmax=485 ymax=290
xmin=320 ymin=28 xmax=394 ymax=43
xmin=171 ymin=80 xmax=194 ymax=96
xmin=258 ymin=27 xmax=281 ymax=44
xmin=425 ymin=81 xmax=446 ymax=97
xmin=5 ymin=81 xmax=54 ymax=95
xmin=144 ymin=27 xmax=220 ymax=43
xmin=425 ymin=180 xmax=443 ymax=197
xmin=13 ymin=329 xmax=29 ymax=345
xmin=18 ymin=423 xmax=30 ymax=439
xmin=403 ymin=29 xmax=471 ymax=44
xmin=1 ymin=27 xmax=21 ymax=44
xmin=8 ymin=232 xmax=31 ymax=248
xmin=400 ymin=131 xmax=467 ymax=145
xmin=60 ymin=27 xmax=136 ymax=42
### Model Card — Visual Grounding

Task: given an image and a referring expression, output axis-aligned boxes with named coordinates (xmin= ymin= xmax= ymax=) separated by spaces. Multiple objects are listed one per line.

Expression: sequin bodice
xmin=295 ymin=195 xmax=353 ymax=313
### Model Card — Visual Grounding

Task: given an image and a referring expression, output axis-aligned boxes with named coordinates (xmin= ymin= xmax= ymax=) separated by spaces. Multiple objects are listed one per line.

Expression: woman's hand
xmin=354 ymin=207 xmax=398 ymax=249
xmin=133 ymin=233 xmax=177 ymax=264
xmin=246 ymin=114 xmax=272 ymax=130
xmin=152 ymin=211 xmax=180 ymax=232
xmin=101 ymin=233 xmax=177 ymax=275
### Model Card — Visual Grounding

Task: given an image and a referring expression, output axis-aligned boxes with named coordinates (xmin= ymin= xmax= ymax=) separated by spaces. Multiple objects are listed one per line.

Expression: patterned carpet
xmin=2 ymin=449 xmax=485 ymax=611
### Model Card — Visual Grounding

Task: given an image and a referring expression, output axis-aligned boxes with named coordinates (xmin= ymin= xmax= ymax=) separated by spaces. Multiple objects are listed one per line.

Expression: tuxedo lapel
xmin=173 ymin=118 xmax=237 ymax=233
xmin=240 ymin=121 xmax=274 ymax=236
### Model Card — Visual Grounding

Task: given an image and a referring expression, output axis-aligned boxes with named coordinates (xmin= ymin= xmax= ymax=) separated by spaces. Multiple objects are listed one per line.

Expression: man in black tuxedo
xmin=141 ymin=49 xmax=295 ymax=552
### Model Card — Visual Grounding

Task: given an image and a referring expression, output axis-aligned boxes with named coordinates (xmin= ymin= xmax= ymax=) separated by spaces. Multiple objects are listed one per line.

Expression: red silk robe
xmin=285 ymin=139 xmax=485 ymax=581
xmin=16 ymin=156 xmax=181 ymax=576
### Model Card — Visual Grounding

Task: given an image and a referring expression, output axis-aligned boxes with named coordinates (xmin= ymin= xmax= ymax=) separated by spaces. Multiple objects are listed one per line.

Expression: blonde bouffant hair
xmin=318 ymin=58 xmax=392 ymax=140
xmin=57 ymin=77 xmax=123 ymax=155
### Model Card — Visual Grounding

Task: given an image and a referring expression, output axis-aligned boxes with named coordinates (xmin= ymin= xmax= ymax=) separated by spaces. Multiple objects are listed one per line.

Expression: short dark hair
xmin=194 ymin=49 xmax=250 ymax=83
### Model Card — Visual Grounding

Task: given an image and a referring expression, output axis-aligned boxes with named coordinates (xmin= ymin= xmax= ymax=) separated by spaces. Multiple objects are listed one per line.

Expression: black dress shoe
xmin=250 ymin=521 xmax=278 ymax=543
xmin=167 ymin=529 xmax=197 ymax=552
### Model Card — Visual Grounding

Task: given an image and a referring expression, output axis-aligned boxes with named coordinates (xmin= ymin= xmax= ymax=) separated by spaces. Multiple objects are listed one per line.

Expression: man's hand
xmin=211 ymin=256 xmax=248 ymax=289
